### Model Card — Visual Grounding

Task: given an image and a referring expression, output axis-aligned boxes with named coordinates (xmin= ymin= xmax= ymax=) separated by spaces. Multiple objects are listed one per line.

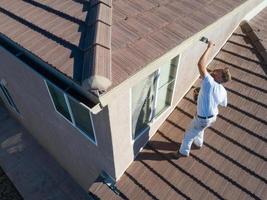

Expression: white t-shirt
xmin=197 ymin=74 xmax=227 ymax=116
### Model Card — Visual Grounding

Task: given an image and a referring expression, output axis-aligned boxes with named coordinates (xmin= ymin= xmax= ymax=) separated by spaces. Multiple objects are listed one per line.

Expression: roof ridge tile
xmin=81 ymin=0 xmax=112 ymax=93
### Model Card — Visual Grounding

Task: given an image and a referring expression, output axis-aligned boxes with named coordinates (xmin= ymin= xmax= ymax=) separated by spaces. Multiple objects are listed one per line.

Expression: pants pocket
xmin=194 ymin=118 xmax=209 ymax=130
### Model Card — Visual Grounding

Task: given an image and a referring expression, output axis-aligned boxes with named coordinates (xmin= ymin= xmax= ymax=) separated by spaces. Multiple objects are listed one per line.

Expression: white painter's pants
xmin=179 ymin=116 xmax=217 ymax=156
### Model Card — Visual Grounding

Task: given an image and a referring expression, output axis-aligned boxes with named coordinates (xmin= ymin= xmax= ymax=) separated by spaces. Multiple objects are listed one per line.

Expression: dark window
xmin=131 ymin=55 xmax=179 ymax=140
xmin=155 ymin=57 xmax=178 ymax=116
xmin=47 ymin=82 xmax=72 ymax=121
xmin=46 ymin=81 xmax=96 ymax=144
xmin=68 ymin=97 xmax=95 ymax=142
xmin=132 ymin=72 xmax=157 ymax=139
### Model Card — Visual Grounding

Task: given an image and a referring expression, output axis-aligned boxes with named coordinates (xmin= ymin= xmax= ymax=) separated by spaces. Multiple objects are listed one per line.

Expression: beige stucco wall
xmin=0 ymin=48 xmax=115 ymax=190
xmin=105 ymin=0 xmax=265 ymax=180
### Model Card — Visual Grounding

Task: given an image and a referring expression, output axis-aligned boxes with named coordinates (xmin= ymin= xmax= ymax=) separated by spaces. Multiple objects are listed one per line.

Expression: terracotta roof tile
xmin=110 ymin=0 xmax=246 ymax=89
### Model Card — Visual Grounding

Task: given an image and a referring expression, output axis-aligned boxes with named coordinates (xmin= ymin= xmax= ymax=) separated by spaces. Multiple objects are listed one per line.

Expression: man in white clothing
xmin=175 ymin=41 xmax=231 ymax=158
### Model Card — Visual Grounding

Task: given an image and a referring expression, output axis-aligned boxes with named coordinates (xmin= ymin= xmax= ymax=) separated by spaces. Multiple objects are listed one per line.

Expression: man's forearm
xmin=198 ymin=46 xmax=211 ymax=68
xmin=198 ymin=42 xmax=213 ymax=78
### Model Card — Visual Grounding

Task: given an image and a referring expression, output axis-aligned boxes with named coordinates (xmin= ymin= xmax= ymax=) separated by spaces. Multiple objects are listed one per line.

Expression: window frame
xmin=0 ymin=81 xmax=20 ymax=114
xmin=130 ymin=55 xmax=180 ymax=142
xmin=130 ymin=71 xmax=158 ymax=140
xmin=45 ymin=80 xmax=97 ymax=145
xmin=154 ymin=59 xmax=178 ymax=118
xmin=46 ymin=81 xmax=72 ymax=122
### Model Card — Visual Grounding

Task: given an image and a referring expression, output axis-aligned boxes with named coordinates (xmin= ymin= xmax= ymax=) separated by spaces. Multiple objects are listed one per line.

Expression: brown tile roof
xmin=0 ymin=0 xmax=245 ymax=92
xmin=111 ymin=0 xmax=245 ymax=88
xmin=0 ymin=0 xmax=84 ymax=76
xmin=0 ymin=0 xmax=112 ymax=91
xmin=89 ymin=26 xmax=267 ymax=199
xmin=244 ymin=7 xmax=267 ymax=64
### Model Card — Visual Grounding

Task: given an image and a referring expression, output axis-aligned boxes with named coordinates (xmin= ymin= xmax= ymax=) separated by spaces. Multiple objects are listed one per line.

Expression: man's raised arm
xmin=198 ymin=41 xmax=214 ymax=78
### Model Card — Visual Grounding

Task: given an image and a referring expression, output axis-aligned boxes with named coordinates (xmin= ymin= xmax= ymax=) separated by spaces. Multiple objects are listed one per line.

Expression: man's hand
xmin=208 ymin=41 xmax=215 ymax=48
xmin=193 ymin=87 xmax=200 ymax=102
xmin=198 ymin=41 xmax=214 ymax=78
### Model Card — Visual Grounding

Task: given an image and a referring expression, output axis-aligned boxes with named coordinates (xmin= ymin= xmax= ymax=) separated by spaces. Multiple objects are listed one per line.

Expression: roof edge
xmin=82 ymin=0 xmax=112 ymax=95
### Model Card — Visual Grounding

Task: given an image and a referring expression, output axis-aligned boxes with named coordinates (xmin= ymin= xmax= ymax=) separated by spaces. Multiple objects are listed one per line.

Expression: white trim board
xmin=243 ymin=0 xmax=267 ymax=21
